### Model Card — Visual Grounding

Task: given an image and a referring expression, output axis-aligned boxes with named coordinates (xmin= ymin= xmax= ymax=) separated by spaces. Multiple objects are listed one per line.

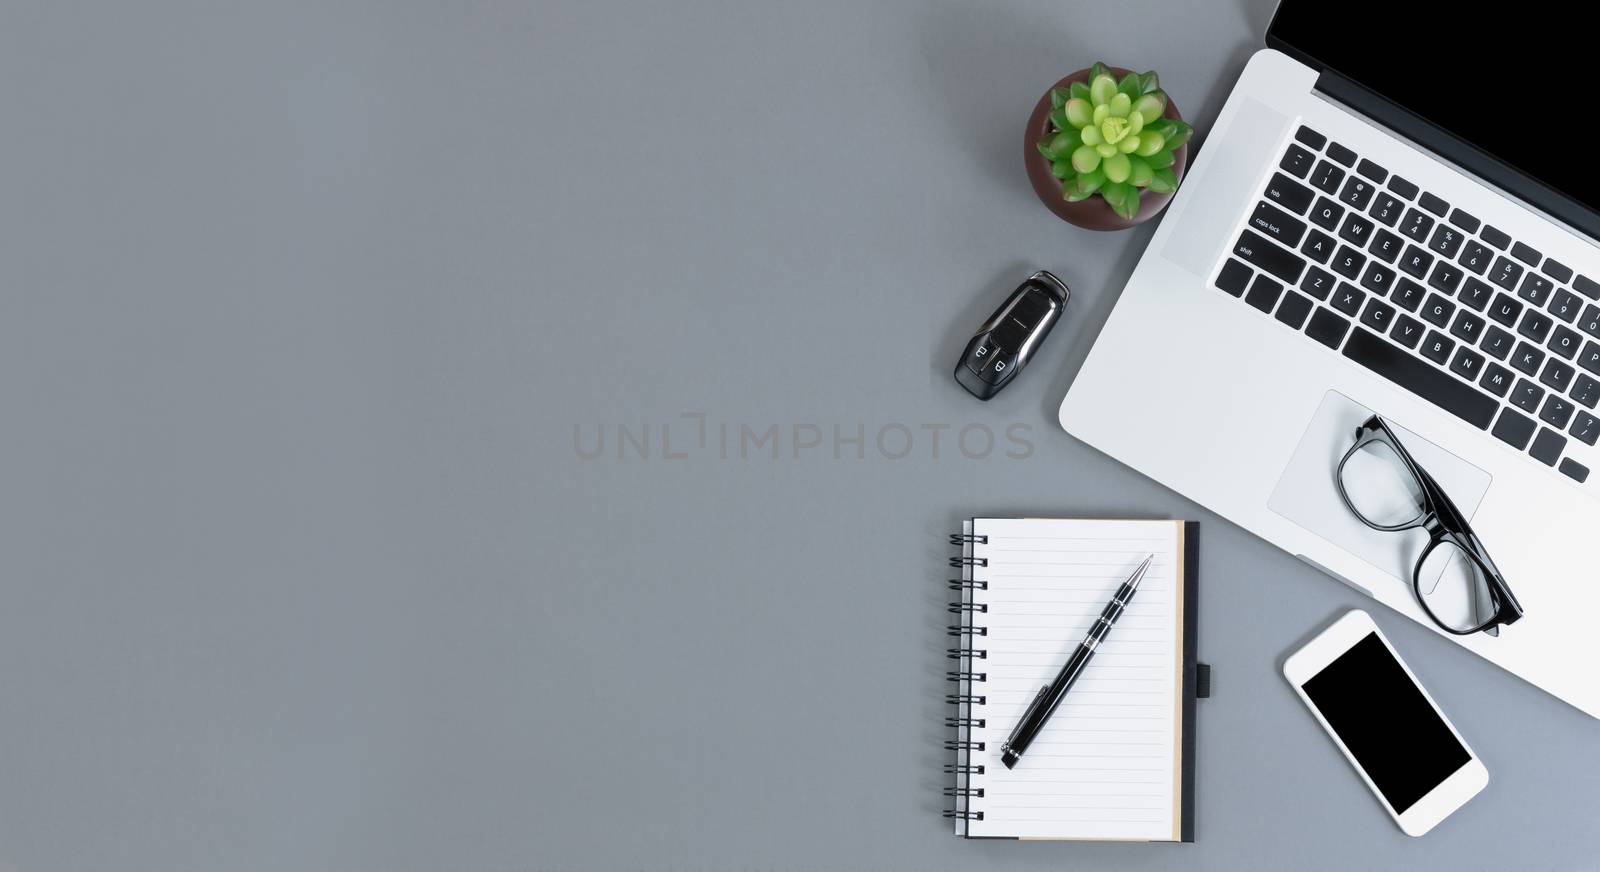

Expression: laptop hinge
xmin=1314 ymin=69 xmax=1600 ymax=243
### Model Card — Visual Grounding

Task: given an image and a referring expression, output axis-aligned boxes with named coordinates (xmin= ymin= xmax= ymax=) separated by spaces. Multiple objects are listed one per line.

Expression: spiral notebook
xmin=944 ymin=518 xmax=1208 ymax=841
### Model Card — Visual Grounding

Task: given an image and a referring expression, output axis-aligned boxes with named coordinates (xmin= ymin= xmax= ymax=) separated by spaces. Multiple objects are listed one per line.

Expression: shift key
xmin=1250 ymin=201 xmax=1307 ymax=247
xmin=1233 ymin=229 xmax=1305 ymax=284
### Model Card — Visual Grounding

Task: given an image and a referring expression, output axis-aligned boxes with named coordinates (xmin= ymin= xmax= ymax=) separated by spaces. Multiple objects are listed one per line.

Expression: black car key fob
xmin=954 ymin=270 xmax=1070 ymax=400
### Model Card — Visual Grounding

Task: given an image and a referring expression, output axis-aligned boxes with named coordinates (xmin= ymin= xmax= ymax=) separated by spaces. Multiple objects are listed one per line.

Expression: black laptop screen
xmin=1269 ymin=1 xmax=1600 ymax=218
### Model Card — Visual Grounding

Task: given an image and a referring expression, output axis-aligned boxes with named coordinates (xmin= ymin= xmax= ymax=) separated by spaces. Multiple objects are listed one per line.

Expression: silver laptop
xmin=1059 ymin=1 xmax=1600 ymax=717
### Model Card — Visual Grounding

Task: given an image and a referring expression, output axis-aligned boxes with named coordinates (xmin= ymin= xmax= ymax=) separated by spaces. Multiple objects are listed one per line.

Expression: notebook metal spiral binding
xmin=944 ymin=527 xmax=989 ymax=829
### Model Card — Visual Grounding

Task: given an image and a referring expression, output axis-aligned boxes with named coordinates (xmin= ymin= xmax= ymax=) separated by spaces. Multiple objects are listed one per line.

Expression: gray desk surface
xmin=3 ymin=2 xmax=1597 ymax=870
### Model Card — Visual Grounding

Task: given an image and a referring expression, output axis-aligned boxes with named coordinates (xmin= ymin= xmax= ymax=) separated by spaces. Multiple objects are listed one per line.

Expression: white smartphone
xmin=1283 ymin=610 xmax=1488 ymax=836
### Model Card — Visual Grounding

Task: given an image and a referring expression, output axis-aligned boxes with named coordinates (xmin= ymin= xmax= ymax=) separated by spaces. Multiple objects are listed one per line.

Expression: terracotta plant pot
xmin=1024 ymin=66 xmax=1189 ymax=231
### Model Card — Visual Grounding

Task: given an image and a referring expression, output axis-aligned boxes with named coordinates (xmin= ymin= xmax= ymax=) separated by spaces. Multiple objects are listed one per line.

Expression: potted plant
xmin=1025 ymin=63 xmax=1193 ymax=230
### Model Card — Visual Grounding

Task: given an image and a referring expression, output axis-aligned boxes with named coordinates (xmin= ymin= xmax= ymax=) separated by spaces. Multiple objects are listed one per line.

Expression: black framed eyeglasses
xmin=1334 ymin=415 xmax=1523 ymax=636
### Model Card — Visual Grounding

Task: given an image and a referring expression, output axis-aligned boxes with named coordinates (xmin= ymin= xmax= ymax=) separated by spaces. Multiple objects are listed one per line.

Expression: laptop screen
xmin=1268 ymin=1 xmax=1600 ymax=220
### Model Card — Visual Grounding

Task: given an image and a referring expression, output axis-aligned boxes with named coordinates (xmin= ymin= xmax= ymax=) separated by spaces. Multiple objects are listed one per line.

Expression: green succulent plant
xmin=1035 ymin=62 xmax=1193 ymax=220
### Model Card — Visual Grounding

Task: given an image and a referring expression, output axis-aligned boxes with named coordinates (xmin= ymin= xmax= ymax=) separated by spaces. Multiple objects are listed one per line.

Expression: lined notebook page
xmin=964 ymin=518 xmax=1183 ymax=840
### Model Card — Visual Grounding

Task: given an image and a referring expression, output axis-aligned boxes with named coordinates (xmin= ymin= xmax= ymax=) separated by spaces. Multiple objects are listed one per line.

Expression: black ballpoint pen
xmin=1000 ymin=554 xmax=1154 ymax=770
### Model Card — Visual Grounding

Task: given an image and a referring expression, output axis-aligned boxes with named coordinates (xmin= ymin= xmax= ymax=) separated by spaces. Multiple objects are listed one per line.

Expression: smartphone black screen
xmin=1301 ymin=632 xmax=1470 ymax=813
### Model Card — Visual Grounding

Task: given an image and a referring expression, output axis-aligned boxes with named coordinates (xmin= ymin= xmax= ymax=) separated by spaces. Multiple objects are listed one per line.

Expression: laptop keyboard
xmin=1216 ymin=125 xmax=1599 ymax=485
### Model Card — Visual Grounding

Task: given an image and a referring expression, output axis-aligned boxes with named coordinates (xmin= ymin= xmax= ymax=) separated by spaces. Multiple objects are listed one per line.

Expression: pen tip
xmin=1127 ymin=554 xmax=1154 ymax=588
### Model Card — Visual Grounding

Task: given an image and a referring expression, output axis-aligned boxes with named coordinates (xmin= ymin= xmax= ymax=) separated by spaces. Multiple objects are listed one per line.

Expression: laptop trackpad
xmin=1267 ymin=390 xmax=1493 ymax=587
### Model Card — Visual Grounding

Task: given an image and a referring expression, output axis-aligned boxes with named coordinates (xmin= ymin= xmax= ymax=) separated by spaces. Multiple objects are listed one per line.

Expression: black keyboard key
xmin=1339 ymin=176 xmax=1375 ymax=210
xmin=1370 ymin=228 xmax=1404 ymax=263
xmin=1391 ymin=277 xmax=1426 ymax=312
xmin=1481 ymin=362 xmax=1515 ymax=397
xmin=1576 ymin=275 xmax=1600 ymax=300
xmin=1420 ymin=330 xmax=1454 ymax=365
xmin=1306 ymin=307 xmax=1352 ymax=349
xmin=1276 ymin=291 xmax=1314 ymax=329
xmin=1450 ymin=310 xmax=1486 ymax=343
xmin=1419 ymin=192 xmax=1450 ymax=216
xmin=1251 ymin=200 xmax=1307 ymax=247
xmin=1517 ymin=272 xmax=1554 ymax=306
xmin=1360 ymin=262 xmax=1396 ymax=296
xmin=1492 ymin=408 xmax=1537 ymax=449
xmin=1428 ymin=224 xmax=1464 ymax=258
xmin=1343 ymin=328 xmax=1497 ymax=429
xmin=1245 ymin=274 xmax=1284 ymax=313
xmin=1309 ymin=197 xmax=1344 ymax=231
xmin=1580 ymin=304 xmax=1600 ymax=338
xmin=1339 ymin=213 xmax=1375 ymax=246
xmin=1215 ymin=258 xmax=1252 ymax=296
xmin=1481 ymin=325 xmax=1515 ymax=360
xmin=1265 ymin=173 xmax=1316 ymax=214
xmin=1543 ymin=258 xmax=1574 ymax=283
xmin=1388 ymin=176 xmax=1419 ymax=200
xmin=1560 ymin=457 xmax=1589 ymax=482
xmin=1571 ymin=410 xmax=1600 ymax=445
xmin=1541 ymin=394 xmax=1575 ymax=429
xmin=1580 ymin=340 xmax=1600 ymax=375
xmin=1550 ymin=325 xmax=1583 ymax=360
xmin=1421 ymin=293 xmax=1455 ymax=328
xmin=1428 ymin=261 xmax=1464 ymax=294
xmin=1332 ymin=282 xmax=1364 ymax=316
xmin=1450 ymin=346 xmax=1485 ymax=381
xmin=1542 ymin=358 xmax=1576 ymax=392
xmin=1400 ymin=208 xmax=1434 ymax=242
xmin=1301 ymin=229 xmax=1335 ymax=264
xmin=1489 ymin=256 xmax=1524 ymax=291
xmin=1511 ymin=241 xmax=1542 ymax=266
xmin=1512 ymin=341 xmax=1545 ymax=376
xmin=1511 ymin=378 xmax=1544 ymax=413
xmin=1326 ymin=142 xmax=1357 ymax=167
xmin=1518 ymin=309 xmax=1553 ymax=343
xmin=1391 ymin=313 xmax=1426 ymax=349
xmin=1448 ymin=208 xmax=1481 ymax=234
xmin=1369 ymin=193 xmax=1404 ymax=228
xmin=1356 ymin=159 xmax=1387 ymax=183
xmin=1488 ymin=293 xmax=1523 ymax=327
xmin=1295 ymin=126 xmax=1327 ymax=150
xmin=1331 ymin=245 xmax=1366 ymax=280
xmin=1530 ymin=427 xmax=1567 ymax=466
xmin=1359 ymin=297 xmax=1396 ymax=332
xmin=1301 ymin=266 xmax=1335 ymax=301
xmin=1458 ymin=241 xmax=1492 ymax=275
xmin=1459 ymin=277 xmax=1494 ymax=311
xmin=1279 ymin=146 xmax=1315 ymax=179
xmin=1398 ymin=245 xmax=1433 ymax=279
xmin=1550 ymin=288 xmax=1583 ymax=323
xmin=1481 ymin=225 xmax=1512 ymax=250
xmin=1571 ymin=373 xmax=1600 ymax=408
xmin=1234 ymin=230 xmax=1305 ymax=283
xmin=1310 ymin=160 xmax=1345 ymax=195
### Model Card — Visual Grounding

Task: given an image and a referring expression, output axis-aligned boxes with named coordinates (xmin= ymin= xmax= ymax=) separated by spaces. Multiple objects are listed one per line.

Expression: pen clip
xmin=1005 ymin=684 xmax=1052 ymax=748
